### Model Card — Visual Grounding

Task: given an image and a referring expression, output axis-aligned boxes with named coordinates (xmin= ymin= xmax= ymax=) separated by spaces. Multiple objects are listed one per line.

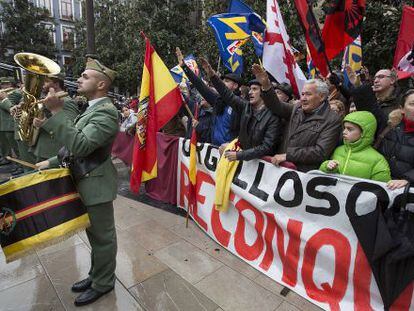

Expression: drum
xmin=0 ymin=168 xmax=89 ymax=263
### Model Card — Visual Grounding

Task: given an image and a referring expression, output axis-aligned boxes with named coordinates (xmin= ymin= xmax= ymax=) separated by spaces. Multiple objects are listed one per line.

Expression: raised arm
xmin=251 ymin=64 xmax=294 ymax=119
xmin=176 ymin=47 xmax=219 ymax=105
xmin=199 ymin=57 xmax=246 ymax=113
xmin=351 ymin=84 xmax=388 ymax=133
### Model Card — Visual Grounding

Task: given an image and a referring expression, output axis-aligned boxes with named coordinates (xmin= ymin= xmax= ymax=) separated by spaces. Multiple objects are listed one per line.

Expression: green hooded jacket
xmin=320 ymin=111 xmax=391 ymax=182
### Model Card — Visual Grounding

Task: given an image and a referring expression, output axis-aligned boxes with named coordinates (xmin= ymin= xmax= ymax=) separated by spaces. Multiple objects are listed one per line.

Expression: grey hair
xmin=304 ymin=79 xmax=329 ymax=99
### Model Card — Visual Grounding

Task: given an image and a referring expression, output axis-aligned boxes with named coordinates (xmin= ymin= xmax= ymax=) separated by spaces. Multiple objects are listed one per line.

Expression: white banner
xmin=176 ymin=139 xmax=414 ymax=311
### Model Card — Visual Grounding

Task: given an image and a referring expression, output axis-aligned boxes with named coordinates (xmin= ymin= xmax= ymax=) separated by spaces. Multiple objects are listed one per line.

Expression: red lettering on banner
xmin=234 ymin=199 xmax=264 ymax=261
xmin=260 ymin=212 xmax=302 ymax=287
xmin=210 ymin=193 xmax=235 ymax=248
xmin=179 ymin=162 xmax=208 ymax=230
xmin=390 ymin=282 xmax=414 ymax=311
xmin=353 ymin=243 xmax=374 ymax=311
xmin=302 ymin=229 xmax=351 ymax=311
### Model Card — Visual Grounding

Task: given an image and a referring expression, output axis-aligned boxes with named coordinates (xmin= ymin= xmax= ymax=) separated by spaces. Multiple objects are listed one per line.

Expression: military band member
xmin=0 ymin=77 xmax=23 ymax=174
xmin=32 ymin=73 xmax=80 ymax=162
xmin=35 ymin=58 xmax=119 ymax=306
xmin=8 ymin=76 xmax=37 ymax=169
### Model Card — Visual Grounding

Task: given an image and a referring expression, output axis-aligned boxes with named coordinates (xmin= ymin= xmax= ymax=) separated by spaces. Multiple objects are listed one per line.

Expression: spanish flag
xmin=130 ymin=33 xmax=183 ymax=192
xmin=188 ymin=104 xmax=199 ymax=209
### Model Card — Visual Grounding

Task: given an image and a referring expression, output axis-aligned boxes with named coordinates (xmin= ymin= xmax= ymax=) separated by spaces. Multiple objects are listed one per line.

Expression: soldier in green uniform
xmin=8 ymin=75 xmax=37 ymax=169
xmin=0 ymin=78 xmax=24 ymax=174
xmin=35 ymin=58 xmax=119 ymax=307
xmin=0 ymin=77 xmax=21 ymax=162
xmin=32 ymin=73 xmax=80 ymax=162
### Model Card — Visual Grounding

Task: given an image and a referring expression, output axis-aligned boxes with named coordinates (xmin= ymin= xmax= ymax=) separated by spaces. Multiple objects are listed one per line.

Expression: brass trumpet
xmin=14 ymin=52 xmax=61 ymax=146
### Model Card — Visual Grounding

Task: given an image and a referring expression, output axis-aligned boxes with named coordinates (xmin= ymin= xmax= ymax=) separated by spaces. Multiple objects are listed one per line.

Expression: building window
xmin=62 ymin=26 xmax=75 ymax=50
xmin=60 ymin=0 xmax=73 ymax=20
xmin=62 ymin=55 xmax=74 ymax=76
xmin=38 ymin=0 xmax=52 ymax=16
xmin=42 ymin=23 xmax=56 ymax=43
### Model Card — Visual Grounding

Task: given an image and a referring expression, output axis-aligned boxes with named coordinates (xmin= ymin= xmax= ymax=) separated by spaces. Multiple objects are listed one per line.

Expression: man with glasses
xmin=372 ymin=69 xmax=400 ymax=115
xmin=349 ymin=68 xmax=400 ymax=117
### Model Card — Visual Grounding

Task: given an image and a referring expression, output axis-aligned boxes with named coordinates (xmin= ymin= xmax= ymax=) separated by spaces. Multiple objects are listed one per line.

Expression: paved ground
xmin=0 ymin=162 xmax=322 ymax=311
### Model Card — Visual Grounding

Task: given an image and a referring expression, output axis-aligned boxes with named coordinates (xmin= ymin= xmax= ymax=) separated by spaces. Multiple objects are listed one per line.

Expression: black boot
xmin=74 ymin=287 xmax=114 ymax=306
xmin=71 ymin=277 xmax=92 ymax=292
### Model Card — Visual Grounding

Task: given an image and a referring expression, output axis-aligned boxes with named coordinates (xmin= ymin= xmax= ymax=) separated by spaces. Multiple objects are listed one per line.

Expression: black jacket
xmin=210 ymin=75 xmax=281 ymax=161
xmin=352 ymin=85 xmax=414 ymax=184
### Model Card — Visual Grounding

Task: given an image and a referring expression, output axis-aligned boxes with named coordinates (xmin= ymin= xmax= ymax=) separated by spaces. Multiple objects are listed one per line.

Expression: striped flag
xmin=130 ymin=34 xmax=183 ymax=192
xmin=188 ymin=104 xmax=199 ymax=209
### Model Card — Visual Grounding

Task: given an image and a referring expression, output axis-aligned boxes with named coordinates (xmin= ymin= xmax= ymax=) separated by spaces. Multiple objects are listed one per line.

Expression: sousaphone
xmin=14 ymin=52 xmax=61 ymax=146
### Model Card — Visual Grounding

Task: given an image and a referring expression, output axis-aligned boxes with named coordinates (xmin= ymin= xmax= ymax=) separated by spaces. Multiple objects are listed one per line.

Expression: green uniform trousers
xmin=3 ymin=131 xmax=19 ymax=157
xmin=0 ymin=132 xmax=9 ymax=156
xmin=17 ymin=140 xmax=36 ymax=171
xmin=85 ymin=201 xmax=117 ymax=292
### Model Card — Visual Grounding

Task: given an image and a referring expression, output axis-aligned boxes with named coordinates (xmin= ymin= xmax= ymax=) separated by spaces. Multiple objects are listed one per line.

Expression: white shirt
xmin=88 ymin=97 xmax=108 ymax=108
xmin=120 ymin=110 xmax=137 ymax=132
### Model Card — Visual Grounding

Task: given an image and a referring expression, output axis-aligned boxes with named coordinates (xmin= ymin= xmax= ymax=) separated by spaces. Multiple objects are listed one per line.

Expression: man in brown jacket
xmin=252 ymin=65 xmax=341 ymax=172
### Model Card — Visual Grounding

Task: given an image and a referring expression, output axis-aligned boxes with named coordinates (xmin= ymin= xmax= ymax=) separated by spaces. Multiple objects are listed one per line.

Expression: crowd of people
xmin=140 ymin=48 xmax=413 ymax=191
xmin=1 ymin=51 xmax=414 ymax=306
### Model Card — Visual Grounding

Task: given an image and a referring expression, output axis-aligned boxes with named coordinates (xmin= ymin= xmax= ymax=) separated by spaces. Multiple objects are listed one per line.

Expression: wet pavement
xmin=0 ymin=160 xmax=322 ymax=311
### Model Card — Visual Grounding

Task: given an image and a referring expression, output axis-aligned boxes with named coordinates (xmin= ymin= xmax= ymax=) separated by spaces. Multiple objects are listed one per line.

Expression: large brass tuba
xmin=14 ymin=52 xmax=61 ymax=146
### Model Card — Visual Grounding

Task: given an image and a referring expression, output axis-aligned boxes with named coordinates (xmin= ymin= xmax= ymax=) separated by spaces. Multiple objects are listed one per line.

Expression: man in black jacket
xmin=199 ymin=58 xmax=281 ymax=161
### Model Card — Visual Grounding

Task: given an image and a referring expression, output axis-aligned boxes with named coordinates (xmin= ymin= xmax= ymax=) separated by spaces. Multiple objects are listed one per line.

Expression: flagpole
xmin=184 ymin=103 xmax=195 ymax=120
xmin=217 ymin=56 xmax=221 ymax=73
xmin=306 ymin=1 xmax=333 ymax=74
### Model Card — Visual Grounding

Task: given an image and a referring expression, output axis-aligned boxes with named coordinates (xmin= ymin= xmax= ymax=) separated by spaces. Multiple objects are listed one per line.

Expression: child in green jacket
xmin=319 ymin=111 xmax=391 ymax=182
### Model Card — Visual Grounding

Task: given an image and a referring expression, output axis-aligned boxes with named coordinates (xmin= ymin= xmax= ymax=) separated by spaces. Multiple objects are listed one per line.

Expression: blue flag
xmin=170 ymin=54 xmax=200 ymax=85
xmin=208 ymin=12 xmax=264 ymax=74
xmin=228 ymin=0 xmax=265 ymax=57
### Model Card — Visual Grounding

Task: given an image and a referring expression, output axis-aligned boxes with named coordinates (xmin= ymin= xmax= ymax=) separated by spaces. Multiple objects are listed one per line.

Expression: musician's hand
xmin=35 ymin=160 xmax=50 ymax=170
xmin=176 ymin=47 xmax=184 ymax=67
xmin=199 ymin=57 xmax=215 ymax=78
xmin=252 ymin=64 xmax=271 ymax=90
xmin=44 ymin=88 xmax=64 ymax=114
xmin=10 ymin=104 xmax=22 ymax=118
xmin=33 ymin=117 xmax=47 ymax=128
xmin=0 ymin=91 xmax=7 ymax=101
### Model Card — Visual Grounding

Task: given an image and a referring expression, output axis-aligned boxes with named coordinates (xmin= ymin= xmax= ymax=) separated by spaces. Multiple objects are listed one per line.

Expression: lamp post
xmin=85 ymin=0 xmax=96 ymax=57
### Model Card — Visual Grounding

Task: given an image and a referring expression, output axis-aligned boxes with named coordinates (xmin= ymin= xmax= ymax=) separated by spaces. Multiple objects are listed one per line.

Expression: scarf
xmin=402 ymin=116 xmax=414 ymax=133
xmin=214 ymin=139 xmax=240 ymax=213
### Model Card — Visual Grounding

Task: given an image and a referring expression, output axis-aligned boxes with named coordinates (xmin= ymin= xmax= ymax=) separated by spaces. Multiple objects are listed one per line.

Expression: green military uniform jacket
xmin=33 ymin=97 xmax=80 ymax=159
xmin=42 ymin=97 xmax=119 ymax=206
xmin=0 ymin=90 xmax=21 ymax=131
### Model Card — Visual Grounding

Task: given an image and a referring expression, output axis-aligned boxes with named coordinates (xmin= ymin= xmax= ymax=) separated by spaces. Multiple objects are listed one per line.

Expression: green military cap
xmin=85 ymin=57 xmax=116 ymax=82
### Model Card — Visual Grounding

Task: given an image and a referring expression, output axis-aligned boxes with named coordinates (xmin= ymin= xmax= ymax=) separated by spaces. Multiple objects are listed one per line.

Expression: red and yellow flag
xmin=130 ymin=34 xmax=183 ymax=192
xmin=188 ymin=104 xmax=199 ymax=208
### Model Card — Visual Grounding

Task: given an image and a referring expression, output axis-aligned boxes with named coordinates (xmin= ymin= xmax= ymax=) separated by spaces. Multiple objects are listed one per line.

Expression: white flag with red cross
xmin=263 ymin=0 xmax=307 ymax=97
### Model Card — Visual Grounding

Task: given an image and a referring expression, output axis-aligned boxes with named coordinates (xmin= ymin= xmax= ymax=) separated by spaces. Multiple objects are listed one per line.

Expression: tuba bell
xmin=14 ymin=52 xmax=61 ymax=146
